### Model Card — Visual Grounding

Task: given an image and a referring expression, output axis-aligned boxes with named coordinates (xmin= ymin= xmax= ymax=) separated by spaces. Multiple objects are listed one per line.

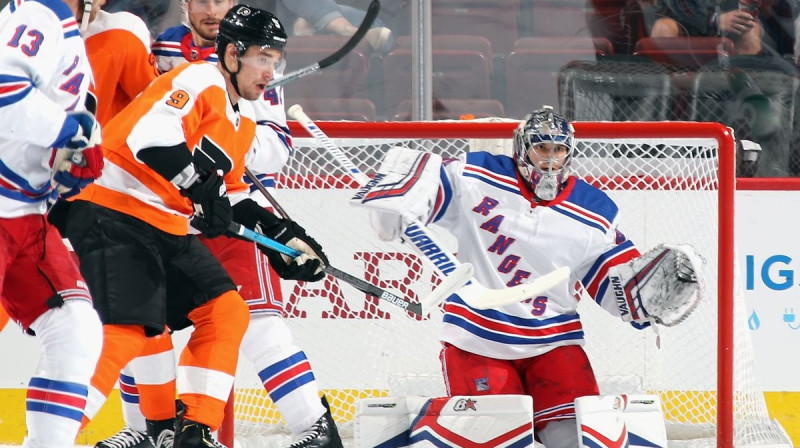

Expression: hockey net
xmin=224 ymin=120 xmax=789 ymax=448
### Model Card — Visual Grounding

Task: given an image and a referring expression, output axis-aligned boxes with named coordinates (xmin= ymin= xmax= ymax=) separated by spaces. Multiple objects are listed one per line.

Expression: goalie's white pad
xmin=351 ymin=146 xmax=443 ymax=241
xmin=576 ymin=395 xmax=667 ymax=448
xmin=355 ymin=395 xmax=534 ymax=447
xmin=608 ymin=244 xmax=705 ymax=326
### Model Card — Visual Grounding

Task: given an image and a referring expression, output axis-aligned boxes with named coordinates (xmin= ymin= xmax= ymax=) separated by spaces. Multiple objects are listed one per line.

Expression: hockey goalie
xmin=351 ymin=106 xmax=705 ymax=448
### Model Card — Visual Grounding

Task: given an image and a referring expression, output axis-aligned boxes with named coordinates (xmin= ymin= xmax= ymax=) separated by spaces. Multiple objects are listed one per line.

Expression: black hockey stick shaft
xmin=243 ymin=169 xmax=423 ymax=315
xmin=229 ymin=223 xmax=423 ymax=316
xmin=265 ymin=0 xmax=380 ymax=89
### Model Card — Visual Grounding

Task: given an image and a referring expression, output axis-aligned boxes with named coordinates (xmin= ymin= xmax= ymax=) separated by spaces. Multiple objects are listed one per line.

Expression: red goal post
xmin=219 ymin=120 xmax=786 ymax=448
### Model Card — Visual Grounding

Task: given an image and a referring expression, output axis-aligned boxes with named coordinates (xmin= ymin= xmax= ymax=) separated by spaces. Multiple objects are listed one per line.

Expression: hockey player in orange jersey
xmin=95 ymin=1 xmax=343 ymax=447
xmin=82 ymin=0 xmax=159 ymax=126
xmin=58 ymin=5 xmax=328 ymax=448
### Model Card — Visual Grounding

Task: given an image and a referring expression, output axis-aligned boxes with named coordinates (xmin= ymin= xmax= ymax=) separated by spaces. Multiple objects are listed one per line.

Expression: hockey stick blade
xmin=457 ymin=266 xmax=572 ymax=310
xmin=266 ymin=0 xmax=380 ymax=90
xmin=228 ymin=223 xmax=425 ymax=316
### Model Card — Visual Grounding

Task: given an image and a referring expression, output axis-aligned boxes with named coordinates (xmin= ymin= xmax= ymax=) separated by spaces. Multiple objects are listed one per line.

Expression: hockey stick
xmin=265 ymin=0 xmax=380 ymax=90
xmin=287 ymin=104 xmax=570 ymax=308
xmin=243 ymin=168 xmax=471 ymax=316
xmin=228 ymin=222 xmax=468 ymax=317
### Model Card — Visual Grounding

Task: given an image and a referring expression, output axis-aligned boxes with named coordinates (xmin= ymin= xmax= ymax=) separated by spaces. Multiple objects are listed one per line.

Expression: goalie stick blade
xmin=458 ymin=266 xmax=571 ymax=310
xmin=418 ymin=263 xmax=475 ymax=315
xmin=228 ymin=223 xmax=423 ymax=316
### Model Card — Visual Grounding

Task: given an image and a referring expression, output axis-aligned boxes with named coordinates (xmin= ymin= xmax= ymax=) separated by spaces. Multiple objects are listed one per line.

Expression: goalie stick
xmin=243 ymin=168 xmax=472 ymax=316
xmin=287 ymin=104 xmax=571 ymax=308
xmin=228 ymin=223 xmax=470 ymax=317
xmin=265 ymin=0 xmax=380 ymax=90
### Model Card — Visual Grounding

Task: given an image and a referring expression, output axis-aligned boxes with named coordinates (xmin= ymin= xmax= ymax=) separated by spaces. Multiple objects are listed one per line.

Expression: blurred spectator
xmin=254 ymin=0 xmax=394 ymax=53
xmin=649 ymin=0 xmax=763 ymax=55
xmin=647 ymin=0 xmax=798 ymax=57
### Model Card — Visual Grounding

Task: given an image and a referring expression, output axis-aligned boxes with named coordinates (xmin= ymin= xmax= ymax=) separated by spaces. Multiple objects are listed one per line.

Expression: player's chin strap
xmin=79 ymin=0 xmax=92 ymax=32
xmin=219 ymin=55 xmax=243 ymax=98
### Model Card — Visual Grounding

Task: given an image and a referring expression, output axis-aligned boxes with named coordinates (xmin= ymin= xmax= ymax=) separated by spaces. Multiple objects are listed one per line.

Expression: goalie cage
xmin=219 ymin=120 xmax=790 ymax=448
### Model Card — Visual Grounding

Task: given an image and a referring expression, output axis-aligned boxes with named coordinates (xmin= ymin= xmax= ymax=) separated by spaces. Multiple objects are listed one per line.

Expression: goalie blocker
xmin=354 ymin=394 xmax=667 ymax=448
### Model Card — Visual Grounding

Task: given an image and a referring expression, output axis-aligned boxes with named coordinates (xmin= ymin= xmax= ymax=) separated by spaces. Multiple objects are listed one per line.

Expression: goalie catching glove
xmin=350 ymin=146 xmax=443 ymax=241
xmin=232 ymin=198 xmax=328 ymax=282
xmin=608 ymin=244 xmax=706 ymax=327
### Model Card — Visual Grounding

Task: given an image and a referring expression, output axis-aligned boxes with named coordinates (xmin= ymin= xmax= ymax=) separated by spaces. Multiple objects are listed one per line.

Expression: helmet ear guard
xmin=513 ymin=105 xmax=575 ymax=201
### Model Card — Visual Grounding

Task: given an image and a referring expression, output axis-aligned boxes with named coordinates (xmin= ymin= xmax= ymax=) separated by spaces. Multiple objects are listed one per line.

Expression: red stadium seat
xmin=392 ymin=98 xmax=506 ymax=120
xmin=383 ymin=49 xmax=491 ymax=118
xmin=290 ymin=98 xmax=377 ymax=122
xmin=431 ymin=0 xmax=519 ymax=55
xmin=283 ymin=48 xmax=371 ymax=102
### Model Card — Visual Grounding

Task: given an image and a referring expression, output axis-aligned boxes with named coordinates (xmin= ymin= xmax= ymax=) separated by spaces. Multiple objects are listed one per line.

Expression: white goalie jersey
xmin=431 ymin=152 xmax=642 ymax=360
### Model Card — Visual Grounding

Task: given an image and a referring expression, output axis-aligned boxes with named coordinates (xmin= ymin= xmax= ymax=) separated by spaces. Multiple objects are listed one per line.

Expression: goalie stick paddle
xmin=265 ymin=0 xmax=380 ymax=90
xmin=243 ymin=168 xmax=467 ymax=316
xmin=456 ymin=266 xmax=571 ymax=309
xmin=228 ymin=222 xmax=450 ymax=317
xmin=288 ymin=104 xmax=570 ymax=309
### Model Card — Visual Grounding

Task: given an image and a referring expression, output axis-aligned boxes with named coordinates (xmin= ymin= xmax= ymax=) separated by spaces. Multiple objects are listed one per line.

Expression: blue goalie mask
xmin=513 ymin=106 xmax=575 ymax=201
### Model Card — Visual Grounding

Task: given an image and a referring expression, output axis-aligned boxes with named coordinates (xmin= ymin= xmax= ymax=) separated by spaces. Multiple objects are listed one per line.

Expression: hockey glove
xmin=51 ymin=110 xmax=104 ymax=198
xmin=233 ymin=198 xmax=328 ymax=282
xmin=51 ymin=144 xmax=104 ymax=198
xmin=181 ymin=170 xmax=232 ymax=238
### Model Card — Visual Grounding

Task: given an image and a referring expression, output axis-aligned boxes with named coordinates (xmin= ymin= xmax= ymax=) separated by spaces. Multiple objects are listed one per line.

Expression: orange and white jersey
xmin=83 ymin=10 xmax=159 ymax=126
xmin=78 ymin=61 xmax=257 ymax=236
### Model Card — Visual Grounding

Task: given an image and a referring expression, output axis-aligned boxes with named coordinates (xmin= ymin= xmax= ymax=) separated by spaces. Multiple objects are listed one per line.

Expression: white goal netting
xmin=226 ymin=120 xmax=790 ymax=448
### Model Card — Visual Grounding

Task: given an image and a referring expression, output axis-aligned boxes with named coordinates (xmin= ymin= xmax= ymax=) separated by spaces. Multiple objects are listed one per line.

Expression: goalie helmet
xmin=216 ymin=5 xmax=287 ymax=60
xmin=513 ymin=106 xmax=575 ymax=201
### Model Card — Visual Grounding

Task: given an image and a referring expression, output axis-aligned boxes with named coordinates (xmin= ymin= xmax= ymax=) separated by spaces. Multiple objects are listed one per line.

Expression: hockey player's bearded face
xmin=187 ymin=0 xmax=234 ymax=46
xmin=235 ymin=46 xmax=284 ymax=101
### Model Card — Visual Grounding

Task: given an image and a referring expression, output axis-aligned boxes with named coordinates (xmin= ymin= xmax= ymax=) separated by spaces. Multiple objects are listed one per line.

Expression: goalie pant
xmin=362 ymin=149 xmax=646 ymax=432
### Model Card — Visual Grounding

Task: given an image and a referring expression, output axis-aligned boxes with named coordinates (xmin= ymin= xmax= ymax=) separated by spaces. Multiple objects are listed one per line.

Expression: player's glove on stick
xmin=181 ymin=170 xmax=232 ymax=238
xmin=608 ymin=244 xmax=706 ymax=327
xmin=52 ymin=111 xmax=104 ymax=198
xmin=233 ymin=198 xmax=328 ymax=282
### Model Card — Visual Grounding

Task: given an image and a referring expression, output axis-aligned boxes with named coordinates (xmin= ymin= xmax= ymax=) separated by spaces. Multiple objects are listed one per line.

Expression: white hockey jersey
xmin=0 ymin=0 xmax=93 ymax=217
xmin=153 ymin=24 xmax=292 ymax=193
xmin=435 ymin=152 xmax=641 ymax=360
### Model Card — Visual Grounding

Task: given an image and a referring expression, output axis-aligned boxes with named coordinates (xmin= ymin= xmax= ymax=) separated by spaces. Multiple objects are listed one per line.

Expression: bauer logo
xmin=367 ymin=403 xmax=397 ymax=408
xmin=746 ymin=254 xmax=799 ymax=291
xmin=453 ymin=398 xmax=477 ymax=411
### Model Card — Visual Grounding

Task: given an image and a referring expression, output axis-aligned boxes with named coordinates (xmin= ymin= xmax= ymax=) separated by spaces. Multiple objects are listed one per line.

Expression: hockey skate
xmin=173 ymin=400 xmax=225 ymax=448
xmin=287 ymin=396 xmax=343 ymax=448
xmin=95 ymin=426 xmax=154 ymax=448
xmin=146 ymin=417 xmax=175 ymax=448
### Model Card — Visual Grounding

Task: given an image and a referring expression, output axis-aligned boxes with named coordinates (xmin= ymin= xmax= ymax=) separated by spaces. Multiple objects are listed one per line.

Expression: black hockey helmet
xmin=216 ymin=4 xmax=287 ymax=59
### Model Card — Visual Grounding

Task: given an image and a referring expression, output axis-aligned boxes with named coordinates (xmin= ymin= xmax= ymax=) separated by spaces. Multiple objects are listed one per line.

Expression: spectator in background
xmin=650 ymin=0 xmax=764 ymax=55
xmin=648 ymin=0 xmax=799 ymax=58
xmin=255 ymin=0 xmax=394 ymax=53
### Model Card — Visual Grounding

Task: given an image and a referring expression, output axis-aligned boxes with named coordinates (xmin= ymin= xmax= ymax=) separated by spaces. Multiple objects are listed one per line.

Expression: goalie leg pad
xmin=575 ymin=395 xmax=667 ymax=448
xmin=355 ymin=395 xmax=534 ymax=448
xmin=608 ymin=244 xmax=706 ymax=326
